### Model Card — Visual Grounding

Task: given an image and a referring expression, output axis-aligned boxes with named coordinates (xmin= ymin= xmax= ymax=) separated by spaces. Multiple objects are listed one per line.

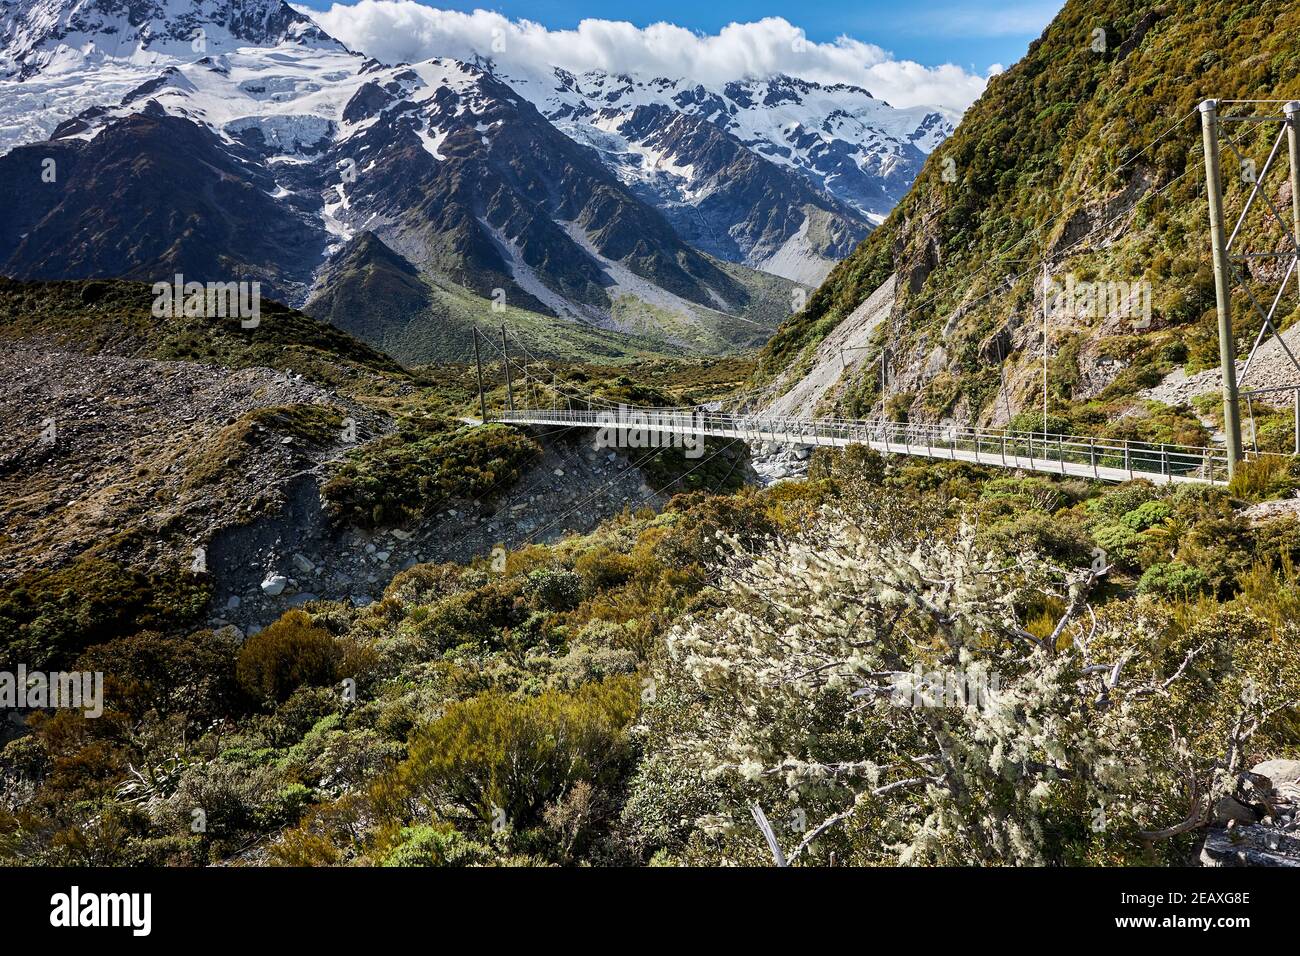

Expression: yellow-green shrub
xmin=390 ymin=676 xmax=639 ymax=828
xmin=236 ymin=611 xmax=342 ymax=704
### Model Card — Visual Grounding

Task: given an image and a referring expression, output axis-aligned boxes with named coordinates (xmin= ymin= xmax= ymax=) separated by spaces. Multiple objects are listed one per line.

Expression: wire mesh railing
xmin=489 ymin=406 xmax=1240 ymax=484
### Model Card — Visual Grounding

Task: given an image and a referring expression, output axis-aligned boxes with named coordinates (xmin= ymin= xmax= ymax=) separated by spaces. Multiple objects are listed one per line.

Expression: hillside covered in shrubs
xmin=757 ymin=1 xmax=1300 ymax=455
xmin=5 ymin=445 xmax=1299 ymax=866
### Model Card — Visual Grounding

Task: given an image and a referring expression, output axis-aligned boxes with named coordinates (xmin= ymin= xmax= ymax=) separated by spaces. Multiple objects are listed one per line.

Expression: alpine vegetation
xmin=151 ymin=275 xmax=262 ymax=329
xmin=4 ymin=0 xmax=1300 ymax=898
xmin=658 ymin=495 xmax=1299 ymax=865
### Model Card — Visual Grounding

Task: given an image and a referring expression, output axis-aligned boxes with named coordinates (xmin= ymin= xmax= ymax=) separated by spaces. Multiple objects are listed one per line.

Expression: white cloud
xmin=300 ymin=3 xmax=991 ymax=111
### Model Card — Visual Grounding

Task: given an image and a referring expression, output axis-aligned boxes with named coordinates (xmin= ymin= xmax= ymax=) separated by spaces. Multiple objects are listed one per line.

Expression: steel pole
xmin=1042 ymin=262 xmax=1050 ymax=437
xmin=1286 ymin=101 xmax=1300 ymax=298
xmin=1201 ymin=99 xmax=1244 ymax=479
xmin=472 ymin=328 xmax=487 ymax=422
xmin=500 ymin=324 xmax=515 ymax=412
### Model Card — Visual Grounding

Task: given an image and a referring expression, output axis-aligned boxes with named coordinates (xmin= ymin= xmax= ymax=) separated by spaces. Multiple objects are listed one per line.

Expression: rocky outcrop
xmin=749 ymin=441 xmax=812 ymax=485
xmin=1200 ymin=759 xmax=1300 ymax=867
xmin=204 ymin=429 xmax=669 ymax=634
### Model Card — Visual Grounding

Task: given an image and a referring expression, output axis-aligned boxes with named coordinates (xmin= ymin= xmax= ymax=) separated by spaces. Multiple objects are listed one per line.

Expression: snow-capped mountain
xmin=0 ymin=0 xmax=957 ymax=359
xmin=504 ymin=67 xmax=956 ymax=221
xmin=490 ymin=66 xmax=955 ymax=284
xmin=538 ymin=95 xmax=870 ymax=285
xmin=0 ymin=0 xmax=339 ymax=77
xmin=0 ymin=0 xmax=341 ymax=149
xmin=0 ymin=32 xmax=794 ymax=360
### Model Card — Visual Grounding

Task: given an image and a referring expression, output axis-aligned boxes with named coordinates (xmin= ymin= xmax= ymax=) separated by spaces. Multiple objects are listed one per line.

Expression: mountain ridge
xmin=756 ymin=0 xmax=1300 ymax=459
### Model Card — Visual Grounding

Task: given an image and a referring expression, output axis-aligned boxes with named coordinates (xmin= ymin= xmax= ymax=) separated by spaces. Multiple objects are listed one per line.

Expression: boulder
xmin=1201 ymin=825 xmax=1300 ymax=867
xmin=260 ymin=573 xmax=287 ymax=597
xmin=1211 ymin=796 xmax=1258 ymax=826
xmin=1253 ymin=759 xmax=1300 ymax=785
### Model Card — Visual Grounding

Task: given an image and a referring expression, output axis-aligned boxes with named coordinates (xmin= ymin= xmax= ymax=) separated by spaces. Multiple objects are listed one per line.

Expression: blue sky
xmin=299 ymin=1 xmax=1064 ymax=72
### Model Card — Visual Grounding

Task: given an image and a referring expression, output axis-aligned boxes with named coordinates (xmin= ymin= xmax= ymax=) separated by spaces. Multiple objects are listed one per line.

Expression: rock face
xmin=1199 ymin=759 xmax=1300 ymax=867
xmin=1252 ymin=759 xmax=1300 ymax=784
xmin=202 ymin=428 xmax=670 ymax=634
xmin=1143 ymin=320 xmax=1300 ymax=414
xmin=1241 ymin=497 xmax=1300 ymax=525
xmin=750 ymin=441 xmax=812 ymax=485
xmin=763 ymin=273 xmax=897 ymax=418
xmin=1201 ymin=826 xmax=1300 ymax=867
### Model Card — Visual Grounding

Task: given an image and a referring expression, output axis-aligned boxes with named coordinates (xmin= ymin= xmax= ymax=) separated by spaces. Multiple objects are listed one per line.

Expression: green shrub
xmin=236 ymin=611 xmax=342 ymax=705
xmin=415 ymin=580 xmax=527 ymax=652
xmin=380 ymin=824 xmax=493 ymax=867
xmin=1007 ymin=411 xmax=1071 ymax=435
xmin=322 ymin=416 xmax=539 ymax=527
xmin=1138 ymin=562 xmax=1210 ymax=599
xmin=0 ymin=559 xmax=209 ymax=670
xmin=655 ymin=490 xmax=781 ymax=567
xmin=1085 ymin=481 xmax=1159 ymax=521
xmin=266 ymin=686 xmax=342 ymax=747
xmin=640 ymin=439 xmax=749 ymax=495
xmin=525 ymin=567 xmax=583 ymax=612
xmin=1229 ymin=455 xmax=1300 ymax=502
xmin=807 ymin=445 xmax=888 ymax=484
xmin=980 ymin=511 xmax=1095 ymax=567
xmin=391 ymin=676 xmax=639 ymax=829
xmin=574 ymin=549 xmax=636 ymax=595
xmin=159 ymin=761 xmax=287 ymax=859
xmin=621 ymin=751 xmax=724 ymax=855
xmin=1091 ymin=521 xmax=1146 ymax=571
xmin=383 ymin=562 xmax=469 ymax=605
xmin=1120 ymin=500 xmax=1174 ymax=531
xmin=979 ymin=476 xmax=1068 ymax=513
xmin=77 ymin=628 xmax=240 ymax=723
xmin=258 ymin=784 xmax=316 ymax=830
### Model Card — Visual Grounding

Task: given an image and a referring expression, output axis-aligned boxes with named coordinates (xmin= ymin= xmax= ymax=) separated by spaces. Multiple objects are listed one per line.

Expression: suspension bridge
xmin=487 ymin=407 xmax=1229 ymax=485
xmin=469 ymin=324 xmax=1237 ymax=485
xmin=465 ymin=98 xmax=1300 ymax=489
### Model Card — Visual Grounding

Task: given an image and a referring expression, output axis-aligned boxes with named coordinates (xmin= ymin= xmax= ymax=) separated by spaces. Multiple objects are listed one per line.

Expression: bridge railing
xmin=489 ymin=407 xmax=1237 ymax=484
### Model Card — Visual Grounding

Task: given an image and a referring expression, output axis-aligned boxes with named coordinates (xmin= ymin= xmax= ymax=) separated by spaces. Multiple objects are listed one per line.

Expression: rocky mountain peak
xmin=0 ymin=0 xmax=342 ymax=77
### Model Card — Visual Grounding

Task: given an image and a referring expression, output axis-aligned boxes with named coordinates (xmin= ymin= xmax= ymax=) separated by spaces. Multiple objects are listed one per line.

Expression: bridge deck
xmin=480 ymin=408 xmax=1235 ymax=485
